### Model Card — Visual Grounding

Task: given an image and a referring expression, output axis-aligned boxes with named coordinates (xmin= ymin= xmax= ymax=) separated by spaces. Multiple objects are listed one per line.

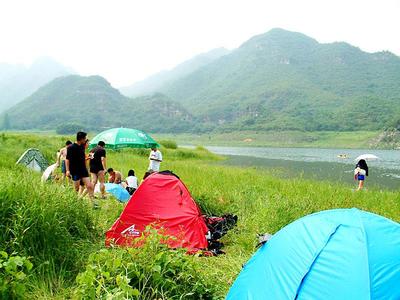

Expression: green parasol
xmin=89 ymin=128 xmax=159 ymax=150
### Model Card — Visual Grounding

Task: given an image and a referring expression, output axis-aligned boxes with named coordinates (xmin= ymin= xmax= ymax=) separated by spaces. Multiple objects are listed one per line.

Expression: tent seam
xmin=355 ymin=209 xmax=372 ymax=300
xmin=294 ymin=223 xmax=341 ymax=300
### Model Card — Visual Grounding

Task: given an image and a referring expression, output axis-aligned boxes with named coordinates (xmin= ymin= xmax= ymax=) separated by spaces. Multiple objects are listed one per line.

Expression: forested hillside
xmin=3 ymin=29 xmax=400 ymax=133
xmin=2 ymin=75 xmax=195 ymax=133
xmin=160 ymin=28 xmax=400 ymax=131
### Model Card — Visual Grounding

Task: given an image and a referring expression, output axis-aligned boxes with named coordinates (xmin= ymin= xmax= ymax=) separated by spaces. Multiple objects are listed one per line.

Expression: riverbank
xmin=1 ymin=132 xmax=399 ymax=299
xmin=154 ymin=130 xmax=383 ymax=149
xmin=205 ymin=146 xmax=400 ymax=190
xmin=3 ymin=130 xmax=390 ymax=149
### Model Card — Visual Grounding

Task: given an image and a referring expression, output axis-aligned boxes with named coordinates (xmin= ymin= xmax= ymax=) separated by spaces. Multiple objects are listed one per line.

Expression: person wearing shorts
xmin=65 ymin=131 xmax=94 ymax=198
xmin=89 ymin=141 xmax=107 ymax=198
xmin=354 ymin=159 xmax=368 ymax=191
xmin=57 ymin=140 xmax=72 ymax=182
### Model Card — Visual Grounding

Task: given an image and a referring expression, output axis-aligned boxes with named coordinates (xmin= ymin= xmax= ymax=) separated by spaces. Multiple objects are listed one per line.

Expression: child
xmin=125 ymin=169 xmax=138 ymax=195
xmin=354 ymin=159 xmax=368 ymax=191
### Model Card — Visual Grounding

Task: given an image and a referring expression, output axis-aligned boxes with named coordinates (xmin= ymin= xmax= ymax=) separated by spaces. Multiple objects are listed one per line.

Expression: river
xmin=203 ymin=146 xmax=400 ymax=190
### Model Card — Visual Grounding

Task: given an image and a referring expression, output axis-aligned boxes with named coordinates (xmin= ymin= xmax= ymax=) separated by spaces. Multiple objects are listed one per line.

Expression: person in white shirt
xmin=125 ymin=169 xmax=138 ymax=195
xmin=148 ymin=147 xmax=162 ymax=172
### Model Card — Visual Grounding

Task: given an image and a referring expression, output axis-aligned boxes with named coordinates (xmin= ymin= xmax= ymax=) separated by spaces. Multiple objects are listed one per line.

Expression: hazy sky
xmin=0 ymin=0 xmax=399 ymax=87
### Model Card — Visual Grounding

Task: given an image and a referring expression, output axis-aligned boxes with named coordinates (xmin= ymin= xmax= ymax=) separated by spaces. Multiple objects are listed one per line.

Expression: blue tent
xmin=105 ymin=183 xmax=131 ymax=202
xmin=227 ymin=208 xmax=400 ymax=300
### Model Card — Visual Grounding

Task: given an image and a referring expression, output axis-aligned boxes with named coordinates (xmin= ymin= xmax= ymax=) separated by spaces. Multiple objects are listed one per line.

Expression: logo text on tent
xmin=121 ymin=224 xmax=140 ymax=237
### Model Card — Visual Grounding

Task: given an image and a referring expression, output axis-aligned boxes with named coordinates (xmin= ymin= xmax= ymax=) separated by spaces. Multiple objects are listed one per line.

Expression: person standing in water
xmin=354 ymin=159 xmax=368 ymax=191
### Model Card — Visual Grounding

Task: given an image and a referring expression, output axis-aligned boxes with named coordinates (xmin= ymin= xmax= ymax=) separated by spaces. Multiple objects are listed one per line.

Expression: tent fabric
xmin=104 ymin=183 xmax=131 ymax=202
xmin=41 ymin=163 xmax=58 ymax=182
xmin=105 ymin=171 xmax=209 ymax=251
xmin=16 ymin=148 xmax=49 ymax=172
xmin=227 ymin=208 xmax=400 ymax=300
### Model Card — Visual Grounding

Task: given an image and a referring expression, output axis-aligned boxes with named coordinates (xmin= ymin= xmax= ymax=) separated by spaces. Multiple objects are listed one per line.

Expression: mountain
xmin=3 ymin=29 xmax=400 ymax=134
xmin=0 ymin=57 xmax=73 ymax=113
xmin=119 ymin=48 xmax=230 ymax=97
xmin=159 ymin=28 xmax=400 ymax=131
xmin=2 ymin=75 xmax=194 ymax=133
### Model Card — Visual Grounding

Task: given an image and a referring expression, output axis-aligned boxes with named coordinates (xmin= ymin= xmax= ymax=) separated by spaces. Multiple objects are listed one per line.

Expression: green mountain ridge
xmin=2 ymin=28 xmax=400 ymax=133
xmin=160 ymin=28 xmax=400 ymax=131
xmin=2 ymin=75 xmax=196 ymax=133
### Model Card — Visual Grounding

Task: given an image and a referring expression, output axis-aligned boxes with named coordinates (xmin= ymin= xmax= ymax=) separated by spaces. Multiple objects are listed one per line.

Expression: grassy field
xmin=0 ymin=132 xmax=399 ymax=299
xmin=154 ymin=130 xmax=381 ymax=149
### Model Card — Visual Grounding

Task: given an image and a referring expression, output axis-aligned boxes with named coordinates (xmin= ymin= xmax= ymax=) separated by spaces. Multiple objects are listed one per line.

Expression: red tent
xmin=105 ymin=171 xmax=209 ymax=251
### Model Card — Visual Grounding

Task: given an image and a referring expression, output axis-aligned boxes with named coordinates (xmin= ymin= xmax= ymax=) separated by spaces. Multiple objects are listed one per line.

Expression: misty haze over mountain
xmin=0 ymin=57 xmax=73 ymax=112
xmin=119 ymin=48 xmax=230 ymax=97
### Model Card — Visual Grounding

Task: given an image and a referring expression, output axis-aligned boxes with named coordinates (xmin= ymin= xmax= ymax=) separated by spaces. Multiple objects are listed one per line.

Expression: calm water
xmin=204 ymin=146 xmax=400 ymax=190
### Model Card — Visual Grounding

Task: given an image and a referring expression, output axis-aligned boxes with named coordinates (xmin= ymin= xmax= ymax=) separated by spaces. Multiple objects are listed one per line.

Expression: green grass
xmin=0 ymin=132 xmax=399 ymax=299
xmin=154 ymin=130 xmax=381 ymax=149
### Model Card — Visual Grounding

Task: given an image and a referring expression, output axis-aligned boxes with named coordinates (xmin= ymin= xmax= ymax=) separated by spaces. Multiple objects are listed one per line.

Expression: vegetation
xmin=159 ymin=139 xmax=178 ymax=149
xmin=155 ymin=130 xmax=381 ymax=149
xmin=3 ymin=29 xmax=400 ymax=134
xmin=75 ymin=230 xmax=216 ymax=299
xmin=0 ymin=114 xmax=10 ymax=130
xmin=0 ymin=251 xmax=33 ymax=299
xmin=0 ymin=132 xmax=399 ymax=299
xmin=160 ymin=28 xmax=400 ymax=132
xmin=2 ymin=76 xmax=195 ymax=133
xmin=56 ymin=123 xmax=85 ymax=135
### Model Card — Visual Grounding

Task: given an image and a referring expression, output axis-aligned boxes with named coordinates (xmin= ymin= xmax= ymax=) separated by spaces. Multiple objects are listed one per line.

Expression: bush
xmin=159 ymin=140 xmax=178 ymax=149
xmin=56 ymin=123 xmax=85 ymax=135
xmin=75 ymin=228 xmax=216 ymax=299
xmin=0 ymin=251 xmax=33 ymax=299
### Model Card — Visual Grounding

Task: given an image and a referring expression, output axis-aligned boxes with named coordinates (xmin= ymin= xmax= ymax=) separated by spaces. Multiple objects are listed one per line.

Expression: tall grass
xmin=1 ymin=132 xmax=400 ymax=298
xmin=0 ymin=170 xmax=99 ymax=276
xmin=75 ymin=229 xmax=216 ymax=300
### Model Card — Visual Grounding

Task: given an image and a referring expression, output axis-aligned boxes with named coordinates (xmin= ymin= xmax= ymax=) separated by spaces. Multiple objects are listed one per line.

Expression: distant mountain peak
xmin=240 ymin=28 xmax=318 ymax=50
xmin=119 ymin=47 xmax=230 ymax=97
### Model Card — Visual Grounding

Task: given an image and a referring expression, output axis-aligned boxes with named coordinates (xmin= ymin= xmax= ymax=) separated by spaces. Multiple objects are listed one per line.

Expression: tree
xmin=56 ymin=123 xmax=84 ymax=135
xmin=1 ymin=113 xmax=10 ymax=130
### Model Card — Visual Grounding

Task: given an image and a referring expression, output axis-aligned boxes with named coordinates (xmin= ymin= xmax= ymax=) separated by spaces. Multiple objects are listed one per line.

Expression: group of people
xmin=57 ymin=131 xmax=163 ymax=200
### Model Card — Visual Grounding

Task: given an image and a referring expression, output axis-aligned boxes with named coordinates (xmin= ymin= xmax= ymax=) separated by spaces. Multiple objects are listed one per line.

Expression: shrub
xmin=56 ymin=123 xmax=85 ymax=135
xmin=159 ymin=140 xmax=178 ymax=149
xmin=0 ymin=251 xmax=33 ymax=299
xmin=75 ymin=228 xmax=216 ymax=300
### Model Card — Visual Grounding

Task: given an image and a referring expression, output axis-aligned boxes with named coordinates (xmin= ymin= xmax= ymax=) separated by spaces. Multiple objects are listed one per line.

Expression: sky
xmin=0 ymin=0 xmax=399 ymax=87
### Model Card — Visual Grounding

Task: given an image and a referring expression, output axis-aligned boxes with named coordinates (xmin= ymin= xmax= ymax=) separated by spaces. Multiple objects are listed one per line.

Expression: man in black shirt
xmin=89 ymin=141 xmax=107 ymax=198
xmin=65 ymin=131 xmax=93 ymax=198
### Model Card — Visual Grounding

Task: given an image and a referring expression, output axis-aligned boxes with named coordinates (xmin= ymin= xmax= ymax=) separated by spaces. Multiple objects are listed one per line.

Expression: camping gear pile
xmin=227 ymin=208 xmax=400 ymax=299
xmin=106 ymin=171 xmax=237 ymax=255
